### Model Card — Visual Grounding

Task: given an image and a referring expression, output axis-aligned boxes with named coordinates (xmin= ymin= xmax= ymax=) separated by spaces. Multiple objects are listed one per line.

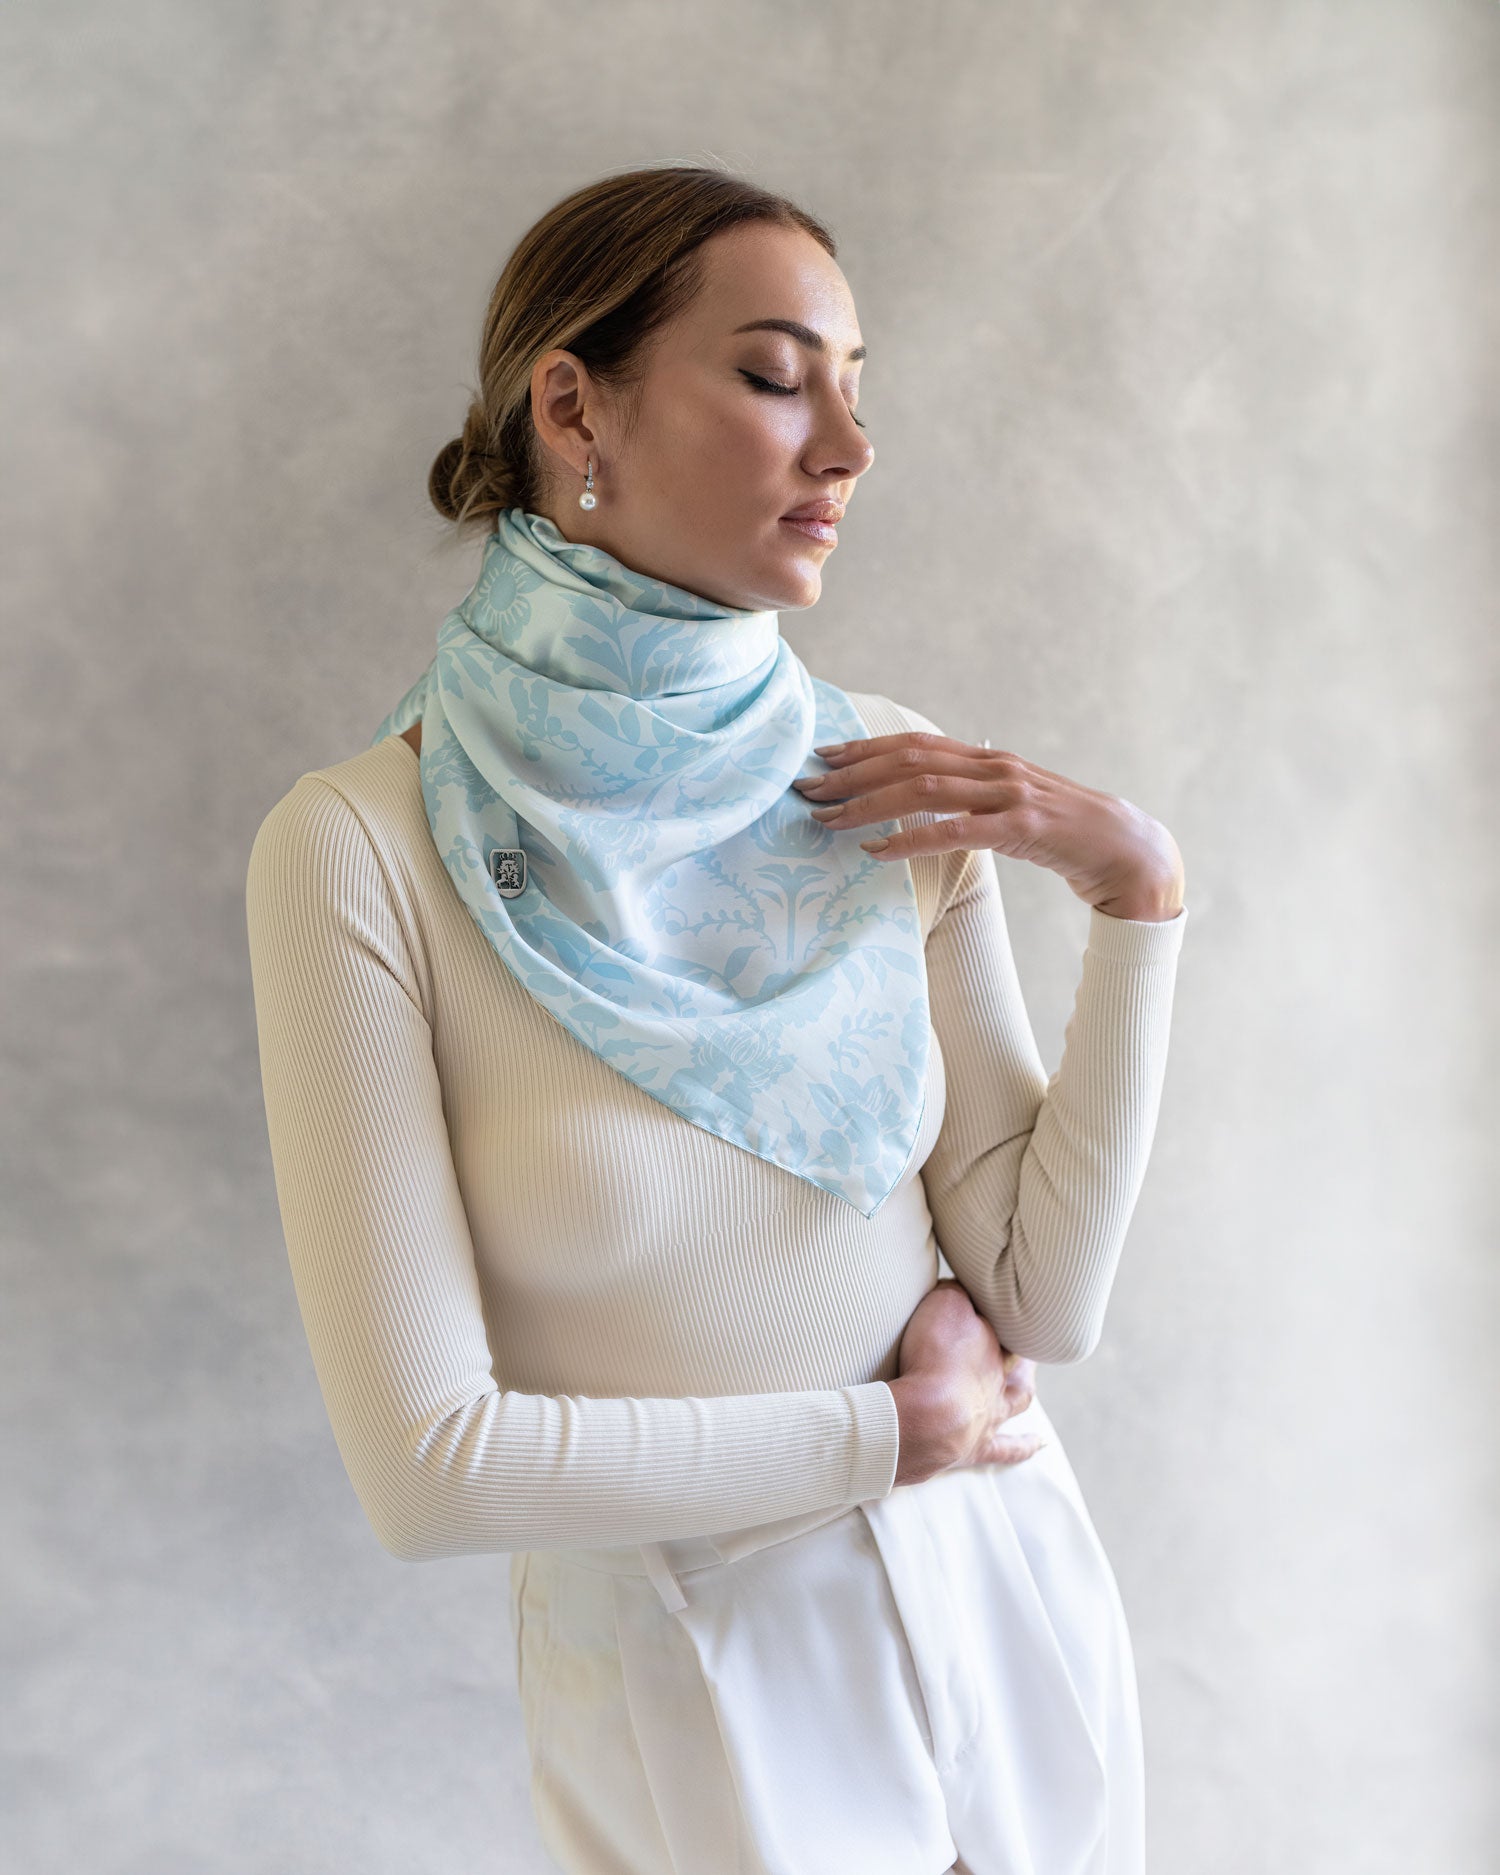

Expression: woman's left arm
xmin=917 ymin=845 xmax=1188 ymax=1363
xmin=795 ymin=712 xmax=1189 ymax=1364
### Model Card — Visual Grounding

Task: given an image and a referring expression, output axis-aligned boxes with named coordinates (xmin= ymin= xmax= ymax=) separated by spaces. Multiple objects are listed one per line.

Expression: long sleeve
xmin=919 ymin=841 xmax=1188 ymax=1364
xmin=244 ymin=774 xmax=900 ymax=1563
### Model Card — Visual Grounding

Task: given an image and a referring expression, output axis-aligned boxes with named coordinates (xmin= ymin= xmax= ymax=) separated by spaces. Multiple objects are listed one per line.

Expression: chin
xmin=756 ymin=553 xmax=823 ymax=611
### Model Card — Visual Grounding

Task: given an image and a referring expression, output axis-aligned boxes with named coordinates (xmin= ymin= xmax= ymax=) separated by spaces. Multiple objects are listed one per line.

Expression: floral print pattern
xmin=370 ymin=508 xmax=930 ymax=1216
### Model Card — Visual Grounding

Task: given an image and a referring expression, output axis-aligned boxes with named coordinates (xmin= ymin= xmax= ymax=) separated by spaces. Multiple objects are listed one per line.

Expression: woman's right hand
xmin=888 ymin=1278 xmax=1045 ymax=1487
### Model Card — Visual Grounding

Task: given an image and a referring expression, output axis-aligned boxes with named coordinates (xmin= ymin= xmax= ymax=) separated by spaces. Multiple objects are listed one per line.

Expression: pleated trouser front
xmin=507 ymin=1397 xmax=1144 ymax=1875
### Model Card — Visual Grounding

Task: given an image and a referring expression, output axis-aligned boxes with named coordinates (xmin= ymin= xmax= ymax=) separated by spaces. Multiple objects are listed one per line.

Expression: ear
xmin=530 ymin=348 xmax=599 ymax=480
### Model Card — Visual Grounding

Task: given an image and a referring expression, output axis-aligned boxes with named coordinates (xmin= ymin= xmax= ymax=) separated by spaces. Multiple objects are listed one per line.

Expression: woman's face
xmin=529 ymin=220 xmax=875 ymax=612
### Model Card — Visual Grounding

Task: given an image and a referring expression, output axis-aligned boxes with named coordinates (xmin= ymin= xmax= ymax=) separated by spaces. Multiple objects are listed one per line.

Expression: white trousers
xmin=508 ymin=1397 xmax=1144 ymax=1875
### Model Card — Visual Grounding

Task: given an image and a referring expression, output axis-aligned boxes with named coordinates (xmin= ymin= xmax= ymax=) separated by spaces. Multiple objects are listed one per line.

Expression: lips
xmin=781 ymin=515 xmax=838 ymax=545
xmin=781 ymin=500 xmax=844 ymax=546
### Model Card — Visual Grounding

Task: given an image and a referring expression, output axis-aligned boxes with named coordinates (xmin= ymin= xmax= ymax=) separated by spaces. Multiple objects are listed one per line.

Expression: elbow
xmin=364 ymin=1495 xmax=438 ymax=1563
xmin=351 ymin=1459 xmax=467 ymax=1564
xmin=1036 ymin=1319 xmax=1104 ymax=1366
xmin=356 ymin=1434 xmax=522 ymax=1564
xmin=366 ymin=1501 xmax=490 ymax=1565
xmin=983 ymin=1306 xmax=1105 ymax=1367
xmin=373 ymin=1523 xmax=433 ymax=1564
xmin=340 ymin=1402 xmax=495 ymax=1562
xmin=345 ymin=1393 xmax=524 ymax=1563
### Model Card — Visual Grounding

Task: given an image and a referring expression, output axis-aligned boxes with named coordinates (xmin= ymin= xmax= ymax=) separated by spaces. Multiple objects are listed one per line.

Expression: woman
xmin=245 ymin=164 xmax=1188 ymax=1875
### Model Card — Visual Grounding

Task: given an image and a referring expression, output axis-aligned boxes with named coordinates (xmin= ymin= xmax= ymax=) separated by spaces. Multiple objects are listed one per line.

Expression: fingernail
xmin=813 ymin=742 xmax=845 ymax=755
xmin=860 ymin=837 xmax=890 ymax=852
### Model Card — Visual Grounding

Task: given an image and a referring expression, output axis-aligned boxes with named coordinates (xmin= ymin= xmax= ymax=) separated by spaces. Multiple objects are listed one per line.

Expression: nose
xmin=806 ymin=395 xmax=874 ymax=484
xmin=810 ymin=430 xmax=873 ymax=487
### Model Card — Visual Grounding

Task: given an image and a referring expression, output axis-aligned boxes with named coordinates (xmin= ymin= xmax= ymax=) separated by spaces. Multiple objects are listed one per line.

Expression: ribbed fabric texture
xmin=245 ymin=691 xmax=1188 ymax=1562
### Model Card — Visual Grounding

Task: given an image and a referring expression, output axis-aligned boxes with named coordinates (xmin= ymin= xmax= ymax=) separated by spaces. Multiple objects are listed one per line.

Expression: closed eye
xmin=740 ymin=370 xmax=866 ymax=429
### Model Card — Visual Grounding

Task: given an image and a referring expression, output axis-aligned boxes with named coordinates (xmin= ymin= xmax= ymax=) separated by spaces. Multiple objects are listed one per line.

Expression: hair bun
xmin=428 ymin=437 xmax=466 ymax=521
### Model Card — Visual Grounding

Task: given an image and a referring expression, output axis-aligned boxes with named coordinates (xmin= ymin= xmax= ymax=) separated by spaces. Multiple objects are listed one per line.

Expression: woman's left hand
xmin=792 ymin=730 xmax=1185 ymax=921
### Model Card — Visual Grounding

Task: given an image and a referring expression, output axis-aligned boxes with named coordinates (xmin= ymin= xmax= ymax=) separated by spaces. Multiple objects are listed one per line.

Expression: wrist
xmin=1091 ymin=817 xmax=1184 ymax=922
xmin=889 ymin=1371 xmax=965 ymax=1484
xmin=1091 ymin=886 xmax=1184 ymax=922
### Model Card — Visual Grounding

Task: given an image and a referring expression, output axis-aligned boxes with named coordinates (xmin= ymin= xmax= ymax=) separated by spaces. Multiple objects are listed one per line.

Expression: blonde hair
xmin=429 ymin=162 xmax=836 ymax=533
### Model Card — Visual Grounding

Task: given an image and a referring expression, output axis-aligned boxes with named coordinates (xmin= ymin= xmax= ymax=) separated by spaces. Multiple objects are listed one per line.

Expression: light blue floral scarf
xmin=371 ymin=507 xmax=930 ymax=1217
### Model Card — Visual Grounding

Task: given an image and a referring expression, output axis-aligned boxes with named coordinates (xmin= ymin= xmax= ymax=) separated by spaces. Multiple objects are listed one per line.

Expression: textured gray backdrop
xmin=4 ymin=2 xmax=1495 ymax=1871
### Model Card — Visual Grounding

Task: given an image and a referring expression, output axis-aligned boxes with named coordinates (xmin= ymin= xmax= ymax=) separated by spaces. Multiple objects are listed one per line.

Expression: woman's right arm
xmin=244 ymin=775 xmax=901 ymax=1563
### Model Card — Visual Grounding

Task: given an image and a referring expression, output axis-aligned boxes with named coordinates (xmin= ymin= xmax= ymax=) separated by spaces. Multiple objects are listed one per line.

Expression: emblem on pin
xmin=489 ymin=848 xmax=526 ymax=898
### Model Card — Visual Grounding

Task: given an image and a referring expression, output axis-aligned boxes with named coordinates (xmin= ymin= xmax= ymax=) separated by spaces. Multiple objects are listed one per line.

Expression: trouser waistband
xmin=547 ymin=1497 xmax=861 ymax=1614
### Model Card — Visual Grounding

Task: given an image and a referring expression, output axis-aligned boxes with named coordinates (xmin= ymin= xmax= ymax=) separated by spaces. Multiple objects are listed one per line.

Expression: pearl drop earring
xmin=578 ymin=458 xmax=597 ymax=511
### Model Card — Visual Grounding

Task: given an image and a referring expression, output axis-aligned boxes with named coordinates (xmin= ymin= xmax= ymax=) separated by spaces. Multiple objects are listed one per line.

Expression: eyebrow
xmin=731 ymin=317 xmax=867 ymax=362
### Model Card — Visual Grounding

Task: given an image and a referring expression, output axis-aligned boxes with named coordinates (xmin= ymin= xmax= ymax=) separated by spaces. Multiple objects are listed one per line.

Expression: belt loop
xmin=638 ymin=1541 xmax=687 ymax=1613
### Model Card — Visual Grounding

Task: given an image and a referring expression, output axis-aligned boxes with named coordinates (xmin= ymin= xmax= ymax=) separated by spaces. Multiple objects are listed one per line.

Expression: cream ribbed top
xmin=244 ymin=691 xmax=1188 ymax=1562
